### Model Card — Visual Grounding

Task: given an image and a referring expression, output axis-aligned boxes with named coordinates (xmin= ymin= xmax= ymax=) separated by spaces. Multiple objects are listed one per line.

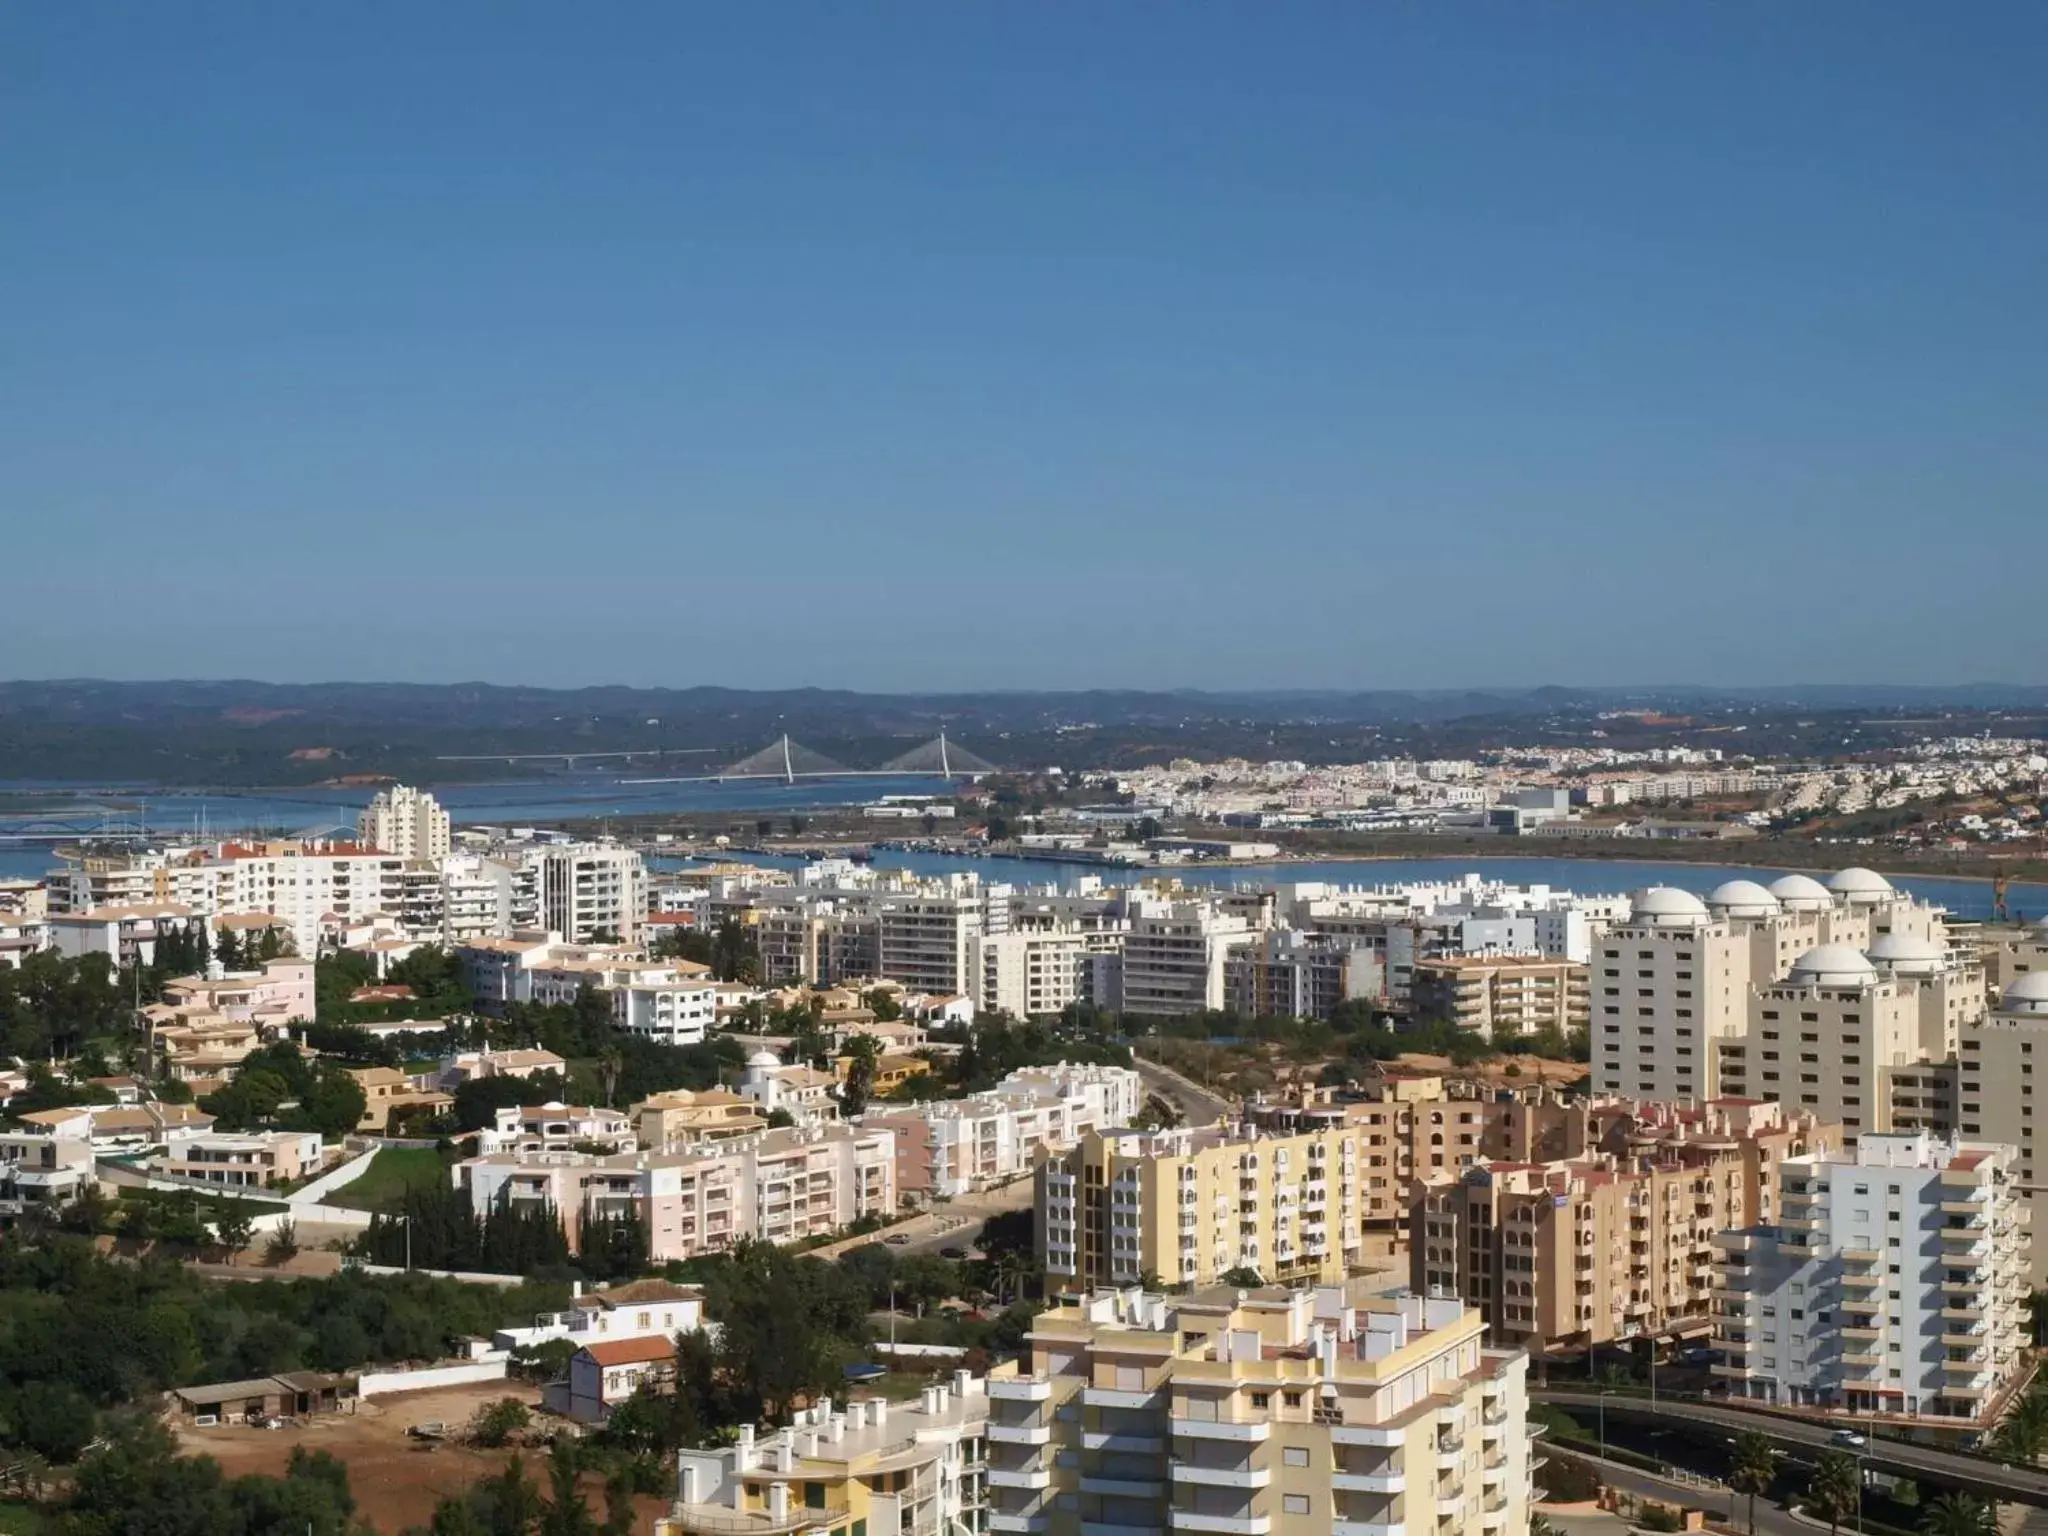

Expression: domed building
xmin=1630 ymin=886 xmax=1711 ymax=925
xmin=1866 ymin=932 xmax=1947 ymax=978
xmin=1785 ymin=942 xmax=1880 ymax=988
xmin=1593 ymin=886 xmax=1748 ymax=1102
xmin=1999 ymin=971 xmax=2048 ymax=1016
xmin=1705 ymin=879 xmax=1781 ymax=919
xmin=1767 ymin=873 xmax=1834 ymax=912
xmin=1826 ymin=866 xmax=1895 ymax=905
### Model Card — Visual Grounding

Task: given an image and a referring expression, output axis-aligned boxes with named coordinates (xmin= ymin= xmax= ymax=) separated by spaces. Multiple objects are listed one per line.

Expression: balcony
xmin=1083 ymin=1476 xmax=1168 ymax=1498
xmin=1083 ymin=1524 xmax=1165 ymax=1536
xmin=988 ymin=1518 xmax=1049 ymax=1534
xmin=1084 ymin=1431 xmax=1166 ymax=1454
xmin=1173 ymin=1466 xmax=1269 ymax=1490
xmin=1168 ymin=1516 xmax=1270 ymax=1536
xmin=1330 ymin=1463 xmax=1404 ymax=1492
xmin=990 ymin=1378 xmax=1054 ymax=1402
xmin=986 ymin=1469 xmax=1053 ymax=1491
xmin=1332 ymin=1525 xmax=1403 ymax=1536
xmin=1174 ymin=1419 xmax=1271 ymax=1442
xmin=1085 ymin=1385 xmax=1161 ymax=1410
xmin=987 ymin=1424 xmax=1053 ymax=1446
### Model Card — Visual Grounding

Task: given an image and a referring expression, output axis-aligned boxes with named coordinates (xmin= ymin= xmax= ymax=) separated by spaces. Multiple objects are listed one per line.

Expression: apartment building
xmin=974 ymin=927 xmax=1122 ymax=1019
xmin=161 ymin=957 xmax=316 ymax=1027
xmin=1955 ymin=972 xmax=2048 ymax=1281
xmin=1713 ymin=1131 xmax=2027 ymax=1425
xmin=664 ymin=1381 xmax=988 ymax=1536
xmin=878 ymin=884 xmax=986 ymax=996
xmin=458 ymin=934 xmax=716 ymax=1044
xmin=1118 ymin=896 xmax=1262 ymax=1017
xmin=1715 ymin=943 xmax=1965 ymax=1140
xmin=0 ymin=880 xmax=51 ymax=969
xmin=357 ymin=784 xmax=452 ymax=860
xmin=458 ymin=1123 xmax=896 ymax=1260
xmin=1222 ymin=928 xmax=1383 ymax=1021
xmin=1591 ymin=887 xmax=1750 ymax=1102
xmin=1039 ymin=1124 xmax=1369 ymax=1293
xmin=1413 ymin=1099 xmax=1841 ymax=1352
xmin=160 ymin=1130 xmax=325 ymax=1189
xmin=868 ymin=1063 xmax=1142 ymax=1201
xmin=509 ymin=843 xmax=648 ymax=945
xmin=1409 ymin=953 xmax=1589 ymax=1040
xmin=1972 ymin=919 xmax=2048 ymax=992
xmin=979 ymin=1282 xmax=1532 ymax=1536
xmin=346 ymin=1066 xmax=453 ymax=1132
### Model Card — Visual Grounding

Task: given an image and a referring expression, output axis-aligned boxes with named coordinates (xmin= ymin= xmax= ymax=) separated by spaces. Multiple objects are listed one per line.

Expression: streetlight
xmin=1599 ymin=1388 xmax=1616 ymax=1462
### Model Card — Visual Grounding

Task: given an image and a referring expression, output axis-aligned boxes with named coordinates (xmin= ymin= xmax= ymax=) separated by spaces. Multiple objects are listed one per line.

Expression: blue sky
xmin=4 ymin=4 xmax=2043 ymax=692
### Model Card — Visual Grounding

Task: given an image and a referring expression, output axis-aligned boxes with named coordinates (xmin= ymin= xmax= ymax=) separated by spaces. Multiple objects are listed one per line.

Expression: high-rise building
xmin=1409 ymin=953 xmax=1589 ymax=1041
xmin=1411 ymin=1098 xmax=1840 ymax=1352
xmin=1956 ymin=972 xmax=2048 ymax=1282
xmin=1591 ymin=887 xmax=1750 ymax=1103
xmin=981 ymin=1283 xmax=1533 ymax=1536
xmin=356 ymin=784 xmax=452 ymax=859
xmin=1712 ymin=1130 xmax=2027 ymax=1424
xmin=509 ymin=843 xmax=648 ymax=945
xmin=1039 ymin=1125 xmax=1367 ymax=1293
xmin=1118 ymin=895 xmax=1262 ymax=1016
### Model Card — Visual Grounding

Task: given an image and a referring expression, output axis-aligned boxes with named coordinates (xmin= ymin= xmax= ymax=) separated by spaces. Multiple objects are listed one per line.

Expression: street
xmin=1538 ymin=1389 xmax=2048 ymax=1508
xmin=1132 ymin=1054 xmax=1232 ymax=1127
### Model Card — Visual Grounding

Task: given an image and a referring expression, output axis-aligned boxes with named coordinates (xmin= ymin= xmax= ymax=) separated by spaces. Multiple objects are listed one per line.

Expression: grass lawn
xmin=326 ymin=1147 xmax=448 ymax=1213
xmin=0 ymin=1501 xmax=52 ymax=1534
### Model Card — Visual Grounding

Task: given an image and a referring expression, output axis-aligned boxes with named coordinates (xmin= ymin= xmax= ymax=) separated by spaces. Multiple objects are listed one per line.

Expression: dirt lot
xmin=1391 ymin=1051 xmax=1590 ymax=1089
xmin=169 ymin=1379 xmax=661 ymax=1534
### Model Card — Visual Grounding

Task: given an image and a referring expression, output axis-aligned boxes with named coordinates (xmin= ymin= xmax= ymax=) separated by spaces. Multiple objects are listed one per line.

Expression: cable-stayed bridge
xmin=620 ymin=731 xmax=997 ymax=786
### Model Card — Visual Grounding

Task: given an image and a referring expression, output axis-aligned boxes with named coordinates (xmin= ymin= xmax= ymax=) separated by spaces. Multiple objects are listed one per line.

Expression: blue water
xmin=678 ymin=850 xmax=2048 ymax=925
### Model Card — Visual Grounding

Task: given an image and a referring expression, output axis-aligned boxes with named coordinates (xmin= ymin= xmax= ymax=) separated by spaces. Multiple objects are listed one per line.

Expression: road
xmin=1132 ymin=1055 xmax=1233 ymax=1127
xmin=806 ymin=1178 xmax=1034 ymax=1260
xmin=1537 ymin=1389 xmax=2048 ymax=1508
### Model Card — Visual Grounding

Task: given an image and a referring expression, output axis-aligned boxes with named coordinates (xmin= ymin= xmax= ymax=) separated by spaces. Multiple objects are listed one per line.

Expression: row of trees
xmin=0 ymin=1233 xmax=570 ymax=1465
xmin=314 ymin=945 xmax=474 ymax=1026
xmin=199 ymin=1038 xmax=369 ymax=1138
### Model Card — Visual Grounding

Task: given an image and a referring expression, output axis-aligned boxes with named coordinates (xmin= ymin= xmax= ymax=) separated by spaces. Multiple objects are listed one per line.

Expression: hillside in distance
xmin=0 ymin=678 xmax=2044 ymax=786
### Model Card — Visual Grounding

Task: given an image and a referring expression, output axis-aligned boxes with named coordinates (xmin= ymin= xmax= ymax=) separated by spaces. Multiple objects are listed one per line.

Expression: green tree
xmin=1806 ymin=1450 xmax=1862 ymax=1536
xmin=213 ymin=1203 xmax=257 ymax=1260
xmin=840 ymin=1033 xmax=881 ymax=1118
xmin=1727 ymin=1430 xmax=1780 ymax=1536
xmin=473 ymin=1396 xmax=533 ymax=1448
xmin=1921 ymin=1493 xmax=1998 ymax=1536
xmin=266 ymin=1218 xmax=301 ymax=1266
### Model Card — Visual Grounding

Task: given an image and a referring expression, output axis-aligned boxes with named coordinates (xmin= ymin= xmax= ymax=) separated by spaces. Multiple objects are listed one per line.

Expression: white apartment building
xmin=0 ymin=880 xmax=50 ymax=969
xmin=1713 ymin=1131 xmax=2026 ymax=1424
xmin=972 ymin=927 xmax=1122 ymax=1019
xmin=1118 ymin=894 xmax=1262 ymax=1016
xmin=509 ymin=843 xmax=648 ymax=946
xmin=458 ymin=933 xmax=717 ymax=1045
xmin=878 ymin=883 xmax=986 ymax=996
xmin=479 ymin=1101 xmax=636 ymax=1157
xmin=492 ymin=1277 xmax=705 ymax=1355
xmin=868 ymin=1063 xmax=1142 ymax=1200
xmin=357 ymin=784 xmax=452 ymax=860
xmin=459 ymin=1123 xmax=897 ymax=1261
xmin=1223 ymin=928 xmax=1383 ymax=1020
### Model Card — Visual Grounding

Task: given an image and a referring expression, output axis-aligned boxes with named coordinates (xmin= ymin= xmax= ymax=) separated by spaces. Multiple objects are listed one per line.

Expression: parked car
xmin=885 ymin=1234 xmax=911 ymax=1246
xmin=939 ymin=1246 xmax=967 ymax=1259
xmin=1831 ymin=1429 xmax=1868 ymax=1448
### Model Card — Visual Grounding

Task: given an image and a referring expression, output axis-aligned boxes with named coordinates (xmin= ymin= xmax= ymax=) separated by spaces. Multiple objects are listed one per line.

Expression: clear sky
xmin=4 ymin=4 xmax=2043 ymax=692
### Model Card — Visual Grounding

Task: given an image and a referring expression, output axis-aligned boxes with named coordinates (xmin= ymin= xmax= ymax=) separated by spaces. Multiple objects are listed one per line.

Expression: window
xmin=1283 ymin=1497 xmax=1312 ymax=1517
xmin=1284 ymin=1447 xmax=1310 ymax=1468
xmin=1250 ymin=1392 xmax=1270 ymax=1409
xmin=1284 ymin=1391 xmax=1303 ymax=1408
xmin=806 ymin=1485 xmax=827 ymax=1511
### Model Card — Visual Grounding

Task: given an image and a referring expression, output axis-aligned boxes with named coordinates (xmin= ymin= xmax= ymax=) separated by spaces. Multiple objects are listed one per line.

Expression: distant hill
xmin=0 ymin=678 xmax=2042 ymax=786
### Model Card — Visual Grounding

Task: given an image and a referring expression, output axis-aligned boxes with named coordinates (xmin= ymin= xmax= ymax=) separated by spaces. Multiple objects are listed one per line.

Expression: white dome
xmin=1827 ymin=866 xmax=1894 ymax=903
xmin=2000 ymin=972 xmax=2048 ymax=1016
xmin=1631 ymin=886 xmax=1710 ymax=924
xmin=1707 ymin=879 xmax=1781 ymax=918
xmin=1768 ymin=874 xmax=1834 ymax=911
xmin=1787 ymin=943 xmax=1880 ymax=988
xmin=1866 ymin=932 xmax=1944 ymax=976
xmin=746 ymin=1049 xmax=782 ymax=1069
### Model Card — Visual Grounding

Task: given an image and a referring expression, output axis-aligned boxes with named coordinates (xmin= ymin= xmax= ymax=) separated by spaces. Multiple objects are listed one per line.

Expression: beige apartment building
xmin=1956 ymin=971 xmax=2048 ymax=1282
xmin=1040 ymin=1126 xmax=1365 ymax=1293
xmin=1411 ymin=1098 xmax=1840 ymax=1353
xmin=1409 ymin=953 xmax=1589 ymax=1040
xmin=982 ymin=1283 xmax=1533 ymax=1536
xmin=1592 ymin=888 xmax=1751 ymax=1102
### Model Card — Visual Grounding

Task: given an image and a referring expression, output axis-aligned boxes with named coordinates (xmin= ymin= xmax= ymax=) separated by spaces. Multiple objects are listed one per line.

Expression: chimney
xmin=736 ymin=1424 xmax=756 ymax=1471
xmin=953 ymin=1369 xmax=971 ymax=1398
xmin=678 ymin=1463 xmax=701 ymax=1506
xmin=871 ymin=1398 xmax=888 ymax=1427
xmin=769 ymin=1484 xmax=791 ymax=1523
xmin=827 ymin=1412 xmax=845 ymax=1443
xmin=774 ymin=1437 xmax=795 ymax=1473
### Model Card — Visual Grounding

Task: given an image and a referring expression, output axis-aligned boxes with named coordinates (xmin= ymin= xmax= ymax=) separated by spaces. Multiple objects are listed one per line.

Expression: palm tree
xmin=596 ymin=1045 xmax=623 ymax=1108
xmin=1807 ymin=1450 xmax=1862 ymax=1536
xmin=1920 ymin=1492 xmax=1997 ymax=1536
xmin=1727 ymin=1430 xmax=1781 ymax=1536
xmin=1992 ymin=1391 xmax=2048 ymax=1465
xmin=1528 ymin=1517 xmax=1556 ymax=1536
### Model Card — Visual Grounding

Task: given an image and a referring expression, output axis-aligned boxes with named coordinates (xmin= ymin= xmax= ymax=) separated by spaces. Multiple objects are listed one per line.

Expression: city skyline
xmin=6 ymin=4 xmax=2045 ymax=690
